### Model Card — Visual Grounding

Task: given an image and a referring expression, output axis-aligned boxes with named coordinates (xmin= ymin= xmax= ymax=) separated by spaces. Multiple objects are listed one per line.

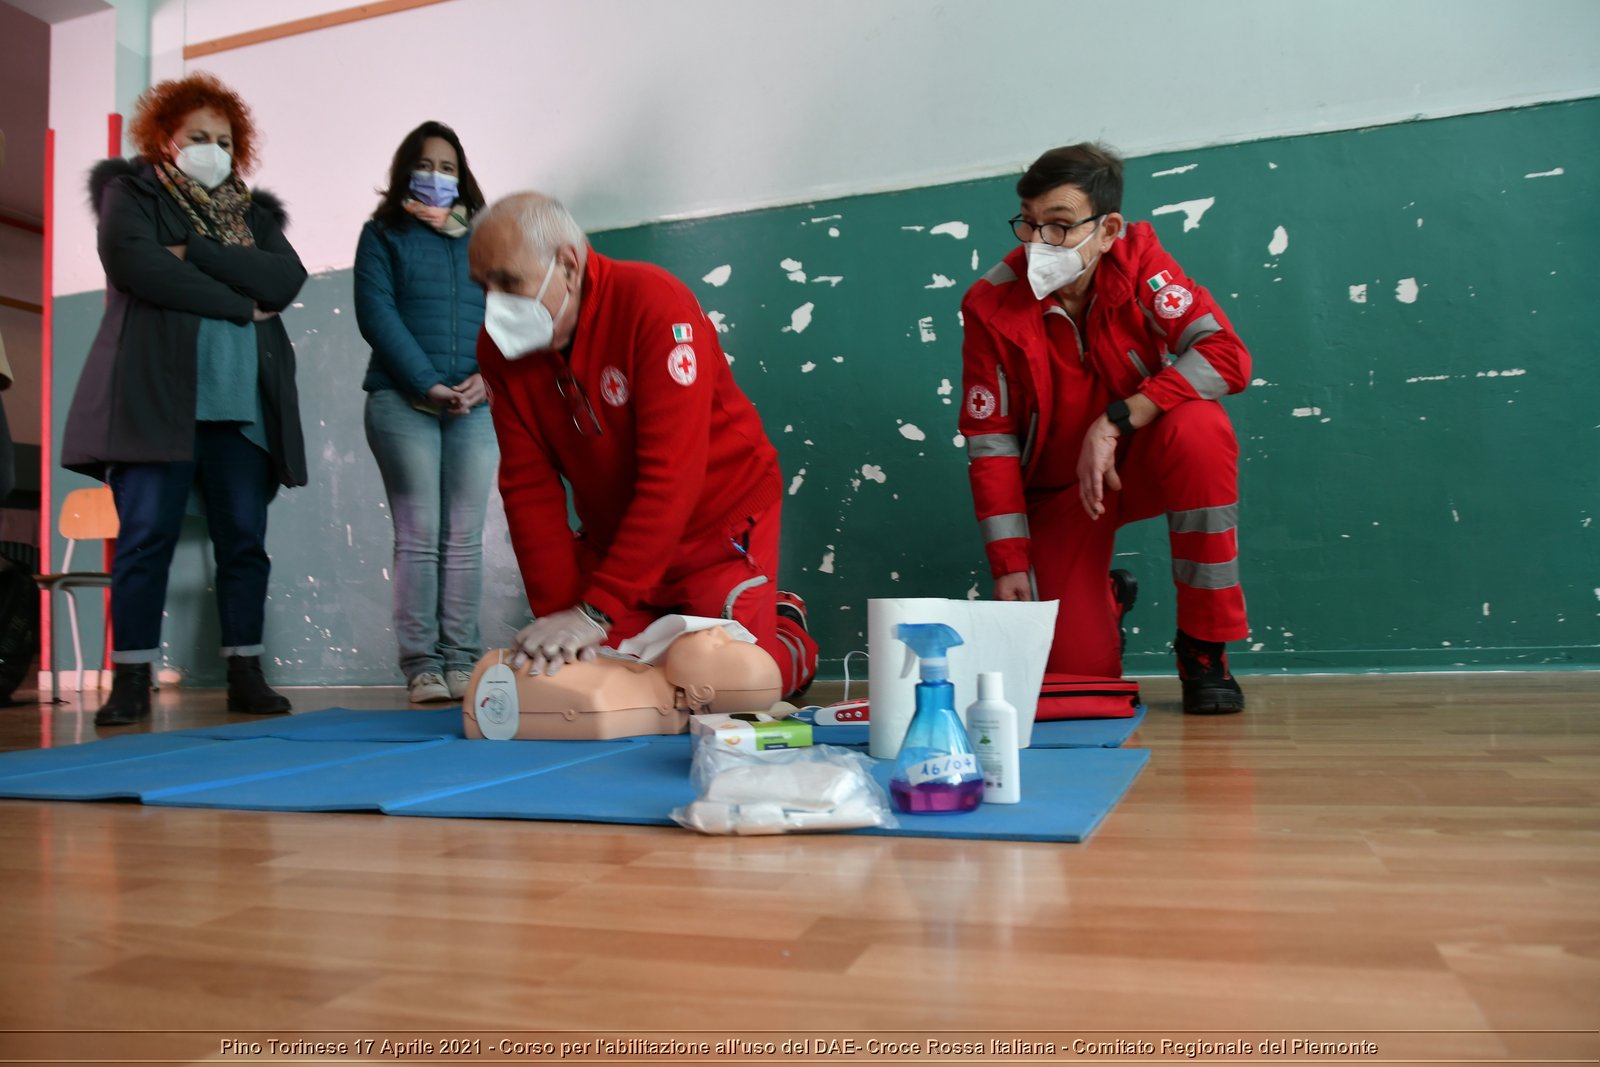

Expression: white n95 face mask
xmin=175 ymin=142 xmax=232 ymax=190
xmin=1024 ymin=218 xmax=1102 ymax=300
xmin=484 ymin=255 xmax=569 ymax=359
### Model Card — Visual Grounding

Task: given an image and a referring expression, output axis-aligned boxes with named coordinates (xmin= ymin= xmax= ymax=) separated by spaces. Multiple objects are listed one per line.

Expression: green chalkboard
xmin=592 ymin=98 xmax=1599 ymax=672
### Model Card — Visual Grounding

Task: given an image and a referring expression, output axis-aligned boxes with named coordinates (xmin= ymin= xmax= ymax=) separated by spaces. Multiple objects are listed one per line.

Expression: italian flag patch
xmin=672 ymin=323 xmax=693 ymax=342
xmin=1146 ymin=270 xmax=1174 ymax=292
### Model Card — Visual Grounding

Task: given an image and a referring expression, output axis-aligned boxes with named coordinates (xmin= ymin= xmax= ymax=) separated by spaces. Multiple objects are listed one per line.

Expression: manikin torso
xmin=462 ymin=626 xmax=782 ymax=741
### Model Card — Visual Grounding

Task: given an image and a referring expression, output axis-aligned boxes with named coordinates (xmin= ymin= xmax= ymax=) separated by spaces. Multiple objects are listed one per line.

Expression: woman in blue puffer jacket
xmin=355 ymin=121 xmax=494 ymax=703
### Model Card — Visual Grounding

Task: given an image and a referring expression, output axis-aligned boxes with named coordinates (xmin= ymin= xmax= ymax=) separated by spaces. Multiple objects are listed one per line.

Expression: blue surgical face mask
xmin=409 ymin=169 xmax=459 ymax=208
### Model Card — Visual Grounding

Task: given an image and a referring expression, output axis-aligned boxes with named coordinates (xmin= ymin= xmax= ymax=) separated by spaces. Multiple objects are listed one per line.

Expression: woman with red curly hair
xmin=62 ymin=72 xmax=307 ymax=727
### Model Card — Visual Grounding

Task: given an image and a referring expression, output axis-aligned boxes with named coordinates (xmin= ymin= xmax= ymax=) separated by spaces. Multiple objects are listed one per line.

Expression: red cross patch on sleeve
xmin=668 ymin=344 xmax=698 ymax=386
xmin=1154 ymin=283 xmax=1194 ymax=319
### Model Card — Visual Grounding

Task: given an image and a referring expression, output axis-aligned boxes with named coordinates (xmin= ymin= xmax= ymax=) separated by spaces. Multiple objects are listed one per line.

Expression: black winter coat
xmin=62 ymin=158 xmax=309 ymax=487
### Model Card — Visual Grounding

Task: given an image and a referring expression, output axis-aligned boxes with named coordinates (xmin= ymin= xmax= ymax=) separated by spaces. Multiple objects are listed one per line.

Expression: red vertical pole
xmin=39 ymin=128 xmax=54 ymax=694
xmin=101 ymin=114 xmax=121 ymax=678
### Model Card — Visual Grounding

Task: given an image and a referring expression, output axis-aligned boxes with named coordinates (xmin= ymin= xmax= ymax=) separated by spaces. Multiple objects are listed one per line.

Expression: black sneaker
xmin=1173 ymin=629 xmax=1245 ymax=715
xmin=775 ymin=589 xmax=808 ymax=630
xmin=1111 ymin=569 xmax=1138 ymax=657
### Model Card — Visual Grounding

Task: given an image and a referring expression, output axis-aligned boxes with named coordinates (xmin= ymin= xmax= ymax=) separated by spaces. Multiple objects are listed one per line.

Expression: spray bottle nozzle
xmin=896 ymin=622 xmax=964 ymax=683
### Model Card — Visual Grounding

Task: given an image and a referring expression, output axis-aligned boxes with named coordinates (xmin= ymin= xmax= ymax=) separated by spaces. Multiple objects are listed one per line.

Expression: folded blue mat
xmin=0 ymin=708 xmax=1150 ymax=842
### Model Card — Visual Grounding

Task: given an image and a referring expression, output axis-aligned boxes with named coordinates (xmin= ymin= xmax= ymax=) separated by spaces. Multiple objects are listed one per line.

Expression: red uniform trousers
xmin=1032 ymin=399 xmax=1248 ymax=677
xmin=592 ymin=498 xmax=813 ymax=696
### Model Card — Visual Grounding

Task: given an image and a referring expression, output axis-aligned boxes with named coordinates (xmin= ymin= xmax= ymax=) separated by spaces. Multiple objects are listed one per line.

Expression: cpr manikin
xmin=462 ymin=619 xmax=783 ymax=741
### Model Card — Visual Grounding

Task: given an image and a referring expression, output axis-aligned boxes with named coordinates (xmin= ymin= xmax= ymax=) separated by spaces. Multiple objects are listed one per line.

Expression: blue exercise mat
xmin=0 ymin=710 xmax=1150 ymax=842
xmin=154 ymin=704 xmax=1145 ymax=749
xmin=397 ymin=739 xmax=1149 ymax=842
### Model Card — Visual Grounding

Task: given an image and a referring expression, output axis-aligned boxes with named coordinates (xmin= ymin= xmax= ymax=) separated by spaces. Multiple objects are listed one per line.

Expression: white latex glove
xmin=509 ymin=607 xmax=608 ymax=676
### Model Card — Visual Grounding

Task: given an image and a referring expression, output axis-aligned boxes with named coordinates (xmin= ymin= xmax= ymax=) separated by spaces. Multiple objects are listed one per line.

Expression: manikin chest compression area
xmin=463 ymin=617 xmax=785 ymax=741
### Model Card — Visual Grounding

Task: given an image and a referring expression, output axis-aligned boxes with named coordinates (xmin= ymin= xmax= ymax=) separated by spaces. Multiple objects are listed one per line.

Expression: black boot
xmin=1174 ymin=629 xmax=1245 ymax=715
xmin=1111 ymin=569 xmax=1138 ymax=658
xmin=95 ymin=663 xmax=152 ymax=726
xmin=226 ymin=655 xmax=292 ymax=715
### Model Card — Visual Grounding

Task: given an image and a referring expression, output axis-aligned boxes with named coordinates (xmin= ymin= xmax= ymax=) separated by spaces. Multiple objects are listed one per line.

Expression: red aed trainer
xmin=1036 ymin=673 xmax=1141 ymax=720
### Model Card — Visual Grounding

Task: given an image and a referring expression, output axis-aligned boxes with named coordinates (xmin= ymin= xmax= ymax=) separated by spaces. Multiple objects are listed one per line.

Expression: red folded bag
xmin=1036 ymin=673 xmax=1141 ymax=720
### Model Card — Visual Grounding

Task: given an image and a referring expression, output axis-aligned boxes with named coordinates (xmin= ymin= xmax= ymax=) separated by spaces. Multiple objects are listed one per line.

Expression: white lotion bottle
xmin=968 ymin=672 xmax=1020 ymax=804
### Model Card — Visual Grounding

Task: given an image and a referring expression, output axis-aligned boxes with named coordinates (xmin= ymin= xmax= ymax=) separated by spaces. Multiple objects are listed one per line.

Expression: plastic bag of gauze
xmin=672 ymin=742 xmax=898 ymax=836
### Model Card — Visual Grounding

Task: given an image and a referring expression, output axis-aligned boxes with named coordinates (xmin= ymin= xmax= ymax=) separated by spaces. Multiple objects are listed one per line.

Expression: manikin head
xmin=662 ymin=628 xmax=782 ymax=714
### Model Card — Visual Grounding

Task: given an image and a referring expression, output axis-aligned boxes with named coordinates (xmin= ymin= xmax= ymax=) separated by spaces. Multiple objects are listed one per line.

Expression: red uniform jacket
xmin=959 ymin=222 xmax=1251 ymax=578
xmin=478 ymin=250 xmax=781 ymax=622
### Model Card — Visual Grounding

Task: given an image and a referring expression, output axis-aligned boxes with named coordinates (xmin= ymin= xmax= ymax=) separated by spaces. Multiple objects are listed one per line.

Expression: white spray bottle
xmin=967 ymin=672 xmax=1021 ymax=804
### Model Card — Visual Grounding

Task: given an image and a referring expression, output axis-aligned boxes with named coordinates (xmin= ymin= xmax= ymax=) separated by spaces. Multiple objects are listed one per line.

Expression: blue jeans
xmin=106 ymin=423 xmax=277 ymax=663
xmin=364 ymin=389 xmax=498 ymax=680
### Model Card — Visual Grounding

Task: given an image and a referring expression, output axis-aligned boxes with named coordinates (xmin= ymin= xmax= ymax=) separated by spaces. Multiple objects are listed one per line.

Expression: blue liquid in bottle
xmin=890 ymin=674 xmax=984 ymax=815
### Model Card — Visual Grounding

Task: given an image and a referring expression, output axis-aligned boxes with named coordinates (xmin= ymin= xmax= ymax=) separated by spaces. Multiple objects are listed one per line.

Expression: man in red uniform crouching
xmin=470 ymin=193 xmax=816 ymax=697
xmin=960 ymin=144 xmax=1250 ymax=713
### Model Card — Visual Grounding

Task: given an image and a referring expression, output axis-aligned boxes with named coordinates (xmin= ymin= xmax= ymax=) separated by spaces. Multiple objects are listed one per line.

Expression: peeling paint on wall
xmin=1396 ymin=277 xmax=1420 ymax=303
xmin=1151 ymin=196 xmax=1216 ymax=231
xmin=1348 ymin=284 xmax=1367 ymax=303
xmin=1268 ymin=226 xmax=1289 ymax=255
xmin=1153 ymin=163 xmax=1199 ymax=177
xmin=702 ymin=264 xmax=732 ymax=286
xmin=784 ymin=302 xmax=815 ymax=333
xmin=929 ymin=221 xmax=969 ymax=239
xmin=1524 ymin=167 xmax=1564 ymax=178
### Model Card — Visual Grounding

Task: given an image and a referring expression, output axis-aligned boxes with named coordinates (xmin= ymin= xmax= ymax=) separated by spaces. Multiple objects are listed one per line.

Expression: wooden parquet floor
xmin=0 ymin=673 xmax=1595 ymax=1065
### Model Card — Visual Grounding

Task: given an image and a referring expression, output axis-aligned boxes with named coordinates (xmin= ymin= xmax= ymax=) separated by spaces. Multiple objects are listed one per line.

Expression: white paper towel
xmin=867 ymin=598 xmax=1059 ymax=758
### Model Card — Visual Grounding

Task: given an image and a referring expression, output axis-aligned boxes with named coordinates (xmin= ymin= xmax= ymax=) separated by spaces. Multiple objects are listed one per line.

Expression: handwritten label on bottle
xmin=905 ymin=752 xmax=978 ymax=786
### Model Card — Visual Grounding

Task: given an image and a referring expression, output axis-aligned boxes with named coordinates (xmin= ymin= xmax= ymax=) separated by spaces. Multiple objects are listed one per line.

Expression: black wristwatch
xmin=1106 ymin=398 xmax=1136 ymax=438
xmin=576 ymin=601 xmax=612 ymax=629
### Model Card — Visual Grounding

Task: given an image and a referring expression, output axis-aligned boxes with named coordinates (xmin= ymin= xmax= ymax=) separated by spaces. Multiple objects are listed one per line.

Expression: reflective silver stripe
xmin=995 ymin=364 xmax=1010 ymax=417
xmin=1173 ymin=350 xmax=1229 ymax=399
xmin=1172 ymin=312 xmax=1221 ymax=356
xmin=983 ymin=261 xmax=1016 ymax=285
xmin=1172 ymin=558 xmax=1240 ymax=589
xmin=1140 ymin=301 xmax=1168 ymax=337
xmin=1168 ymin=503 xmax=1239 ymax=534
xmin=1126 ymin=348 xmax=1153 ymax=379
xmin=722 ymin=574 xmax=768 ymax=619
xmin=966 ymin=433 xmax=1020 ymax=459
xmin=981 ymin=513 xmax=1030 ymax=543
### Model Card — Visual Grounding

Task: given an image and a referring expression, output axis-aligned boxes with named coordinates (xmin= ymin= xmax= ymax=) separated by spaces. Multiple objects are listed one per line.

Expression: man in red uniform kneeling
xmin=470 ymin=193 xmax=816 ymax=698
xmin=960 ymin=144 xmax=1250 ymax=713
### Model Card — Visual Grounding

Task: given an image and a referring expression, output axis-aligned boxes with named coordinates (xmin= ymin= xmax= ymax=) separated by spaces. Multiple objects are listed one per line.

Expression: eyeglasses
xmin=1009 ymin=213 xmax=1104 ymax=246
xmin=555 ymin=367 xmax=603 ymax=437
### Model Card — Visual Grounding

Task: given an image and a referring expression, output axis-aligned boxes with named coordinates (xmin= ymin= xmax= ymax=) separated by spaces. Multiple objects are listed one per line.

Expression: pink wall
xmin=0 ymin=1 xmax=50 ymax=446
